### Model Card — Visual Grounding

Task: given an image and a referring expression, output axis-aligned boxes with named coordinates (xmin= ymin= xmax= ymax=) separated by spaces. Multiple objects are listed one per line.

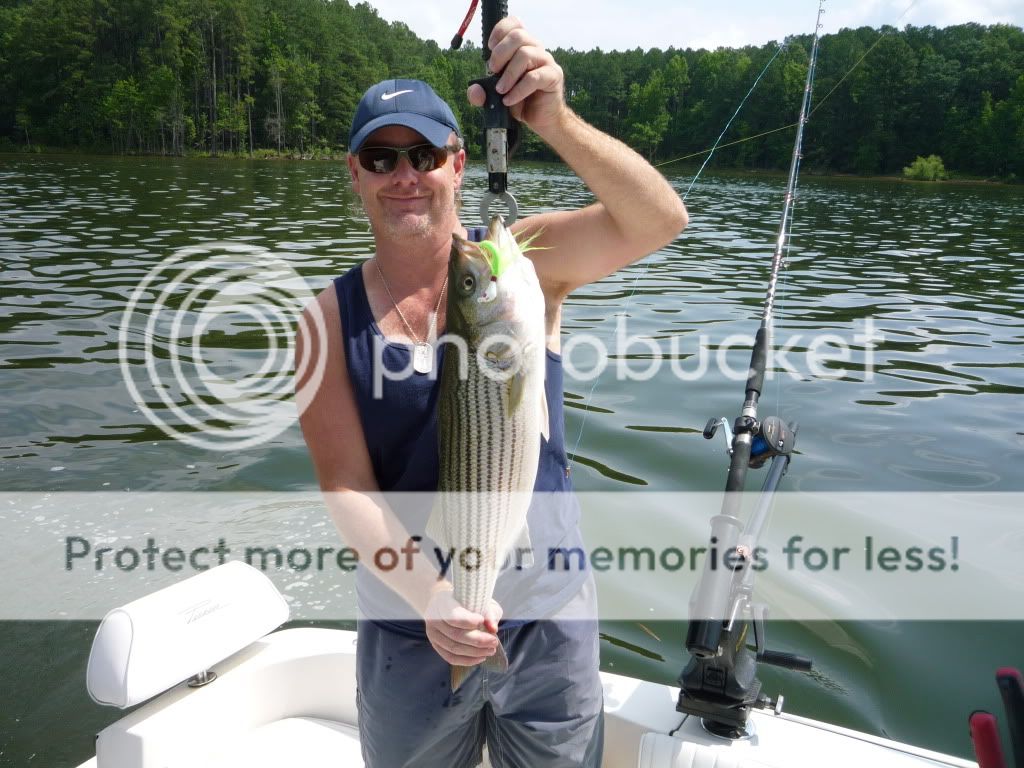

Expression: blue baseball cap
xmin=348 ymin=79 xmax=462 ymax=153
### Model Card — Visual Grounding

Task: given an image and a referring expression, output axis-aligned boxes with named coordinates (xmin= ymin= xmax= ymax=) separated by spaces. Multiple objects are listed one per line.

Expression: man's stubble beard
xmin=368 ymin=188 xmax=458 ymax=242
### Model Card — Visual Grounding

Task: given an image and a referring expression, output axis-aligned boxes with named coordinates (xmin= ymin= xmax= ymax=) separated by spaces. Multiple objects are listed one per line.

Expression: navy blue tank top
xmin=334 ymin=227 xmax=587 ymax=632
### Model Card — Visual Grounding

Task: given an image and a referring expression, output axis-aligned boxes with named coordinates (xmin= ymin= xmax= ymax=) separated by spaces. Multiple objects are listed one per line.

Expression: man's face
xmin=347 ymin=125 xmax=465 ymax=241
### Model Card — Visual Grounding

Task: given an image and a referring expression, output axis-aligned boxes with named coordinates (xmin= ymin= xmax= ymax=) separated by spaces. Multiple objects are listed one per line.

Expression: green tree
xmin=15 ymin=108 xmax=33 ymax=149
xmin=626 ymin=70 xmax=670 ymax=160
xmin=142 ymin=65 xmax=181 ymax=155
xmin=0 ymin=0 xmax=1019 ymax=175
xmin=903 ymin=154 xmax=947 ymax=180
xmin=104 ymin=77 xmax=144 ymax=152
xmin=663 ymin=53 xmax=690 ymax=153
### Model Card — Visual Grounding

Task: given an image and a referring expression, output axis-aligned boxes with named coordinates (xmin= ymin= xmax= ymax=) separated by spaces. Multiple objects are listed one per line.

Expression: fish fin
xmin=540 ymin=387 xmax=550 ymax=442
xmin=507 ymin=370 xmax=525 ymax=417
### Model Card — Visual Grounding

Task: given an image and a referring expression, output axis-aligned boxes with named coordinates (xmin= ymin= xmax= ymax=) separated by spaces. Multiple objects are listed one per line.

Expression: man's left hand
xmin=467 ymin=17 xmax=566 ymax=134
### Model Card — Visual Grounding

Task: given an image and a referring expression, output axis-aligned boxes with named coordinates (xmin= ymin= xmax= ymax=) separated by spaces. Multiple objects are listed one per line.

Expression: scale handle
xmin=481 ymin=0 xmax=508 ymax=62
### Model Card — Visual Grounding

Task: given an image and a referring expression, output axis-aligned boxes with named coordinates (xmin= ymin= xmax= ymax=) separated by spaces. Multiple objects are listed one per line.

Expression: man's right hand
xmin=423 ymin=582 xmax=503 ymax=666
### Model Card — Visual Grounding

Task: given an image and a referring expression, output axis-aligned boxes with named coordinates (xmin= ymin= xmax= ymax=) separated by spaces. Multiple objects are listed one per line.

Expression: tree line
xmin=0 ymin=0 xmax=1021 ymax=178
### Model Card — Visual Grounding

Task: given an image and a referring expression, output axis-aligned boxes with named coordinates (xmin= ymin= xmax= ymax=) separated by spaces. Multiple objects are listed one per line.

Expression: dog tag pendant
xmin=413 ymin=342 xmax=433 ymax=374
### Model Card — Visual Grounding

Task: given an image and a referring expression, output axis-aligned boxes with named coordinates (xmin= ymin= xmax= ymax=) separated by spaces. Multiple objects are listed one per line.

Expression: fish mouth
xmin=486 ymin=215 xmax=504 ymax=243
xmin=450 ymin=232 xmax=491 ymax=275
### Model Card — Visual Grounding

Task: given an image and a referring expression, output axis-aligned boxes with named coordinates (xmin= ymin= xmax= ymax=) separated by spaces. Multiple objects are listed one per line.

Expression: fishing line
xmin=568 ymin=0 xmax=921 ymax=473
xmin=655 ymin=124 xmax=796 ymax=167
xmin=654 ymin=0 xmax=922 ymax=171
xmin=682 ymin=43 xmax=786 ymax=199
xmin=808 ymin=0 xmax=921 ymax=119
xmin=567 ymin=44 xmax=786 ymax=468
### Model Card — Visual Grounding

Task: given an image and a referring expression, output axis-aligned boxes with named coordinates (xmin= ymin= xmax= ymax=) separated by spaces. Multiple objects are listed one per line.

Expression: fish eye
xmin=462 ymin=275 xmax=475 ymax=292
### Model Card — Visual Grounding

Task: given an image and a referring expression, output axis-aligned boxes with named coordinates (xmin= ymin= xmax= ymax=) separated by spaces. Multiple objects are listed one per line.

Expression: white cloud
xmin=367 ymin=4 xmax=450 ymax=45
xmin=905 ymin=0 xmax=1024 ymax=28
xmin=365 ymin=0 xmax=1023 ymax=53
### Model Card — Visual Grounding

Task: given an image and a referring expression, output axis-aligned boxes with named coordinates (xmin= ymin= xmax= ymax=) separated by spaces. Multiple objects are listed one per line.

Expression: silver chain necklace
xmin=374 ymin=260 xmax=448 ymax=375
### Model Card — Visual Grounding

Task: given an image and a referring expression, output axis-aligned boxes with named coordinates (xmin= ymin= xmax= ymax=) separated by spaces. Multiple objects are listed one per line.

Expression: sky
xmin=364 ymin=0 xmax=1024 ymax=52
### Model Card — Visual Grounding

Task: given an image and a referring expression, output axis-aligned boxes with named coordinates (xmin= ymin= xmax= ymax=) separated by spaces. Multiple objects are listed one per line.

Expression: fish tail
xmin=451 ymin=664 xmax=471 ymax=692
xmin=484 ymin=638 xmax=509 ymax=673
xmin=449 ymin=641 xmax=509 ymax=691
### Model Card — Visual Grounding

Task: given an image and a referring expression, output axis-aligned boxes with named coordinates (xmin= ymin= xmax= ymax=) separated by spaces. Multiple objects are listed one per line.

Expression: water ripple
xmin=1 ymin=158 xmax=1022 ymax=494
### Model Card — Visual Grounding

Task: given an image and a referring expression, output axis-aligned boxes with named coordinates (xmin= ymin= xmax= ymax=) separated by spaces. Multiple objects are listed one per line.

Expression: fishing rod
xmin=451 ymin=0 xmax=520 ymax=224
xmin=676 ymin=0 xmax=826 ymax=736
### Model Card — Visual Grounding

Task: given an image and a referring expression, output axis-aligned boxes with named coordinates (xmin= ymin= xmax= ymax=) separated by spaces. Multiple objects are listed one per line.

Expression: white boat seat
xmin=639 ymin=732 xmax=771 ymax=768
xmin=195 ymin=716 xmax=364 ymax=767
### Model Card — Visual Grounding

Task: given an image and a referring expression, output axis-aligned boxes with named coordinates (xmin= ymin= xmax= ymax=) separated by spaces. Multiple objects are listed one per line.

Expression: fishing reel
xmin=704 ymin=414 xmax=797 ymax=469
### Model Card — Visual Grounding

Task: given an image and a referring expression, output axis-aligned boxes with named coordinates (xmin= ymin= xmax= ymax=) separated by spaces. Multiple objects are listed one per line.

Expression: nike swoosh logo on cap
xmin=381 ymin=90 xmax=414 ymax=101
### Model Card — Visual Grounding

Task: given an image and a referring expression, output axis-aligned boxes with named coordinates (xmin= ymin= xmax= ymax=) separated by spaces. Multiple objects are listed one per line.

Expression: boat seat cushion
xmin=196 ymin=716 xmax=364 ymax=767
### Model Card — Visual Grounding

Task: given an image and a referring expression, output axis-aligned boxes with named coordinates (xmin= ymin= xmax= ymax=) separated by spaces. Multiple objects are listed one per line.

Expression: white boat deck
xmin=76 ymin=627 xmax=975 ymax=768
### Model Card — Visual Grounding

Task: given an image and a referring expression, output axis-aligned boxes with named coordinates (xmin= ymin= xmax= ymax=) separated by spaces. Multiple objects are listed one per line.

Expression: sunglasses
xmin=357 ymin=144 xmax=460 ymax=174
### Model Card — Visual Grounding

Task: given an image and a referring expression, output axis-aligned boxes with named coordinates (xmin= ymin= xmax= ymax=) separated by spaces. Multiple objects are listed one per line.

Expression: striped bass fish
xmin=426 ymin=215 xmax=549 ymax=691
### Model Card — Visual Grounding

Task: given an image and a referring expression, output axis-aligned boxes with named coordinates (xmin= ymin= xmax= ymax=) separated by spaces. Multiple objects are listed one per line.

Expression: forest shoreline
xmin=2 ymin=147 xmax=1018 ymax=187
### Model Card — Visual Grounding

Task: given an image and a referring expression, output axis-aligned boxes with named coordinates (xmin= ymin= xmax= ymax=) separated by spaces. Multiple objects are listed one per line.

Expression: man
xmin=296 ymin=17 xmax=687 ymax=767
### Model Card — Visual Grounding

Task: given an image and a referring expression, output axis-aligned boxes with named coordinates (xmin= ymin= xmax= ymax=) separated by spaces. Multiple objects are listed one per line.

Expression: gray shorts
xmin=356 ymin=577 xmax=603 ymax=767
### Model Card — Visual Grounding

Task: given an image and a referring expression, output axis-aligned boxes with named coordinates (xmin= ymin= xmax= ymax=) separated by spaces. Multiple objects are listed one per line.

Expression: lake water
xmin=1 ymin=154 xmax=1022 ymax=765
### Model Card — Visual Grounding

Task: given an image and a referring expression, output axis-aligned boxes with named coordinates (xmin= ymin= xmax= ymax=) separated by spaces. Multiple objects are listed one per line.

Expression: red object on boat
xmin=969 ymin=710 xmax=1006 ymax=768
